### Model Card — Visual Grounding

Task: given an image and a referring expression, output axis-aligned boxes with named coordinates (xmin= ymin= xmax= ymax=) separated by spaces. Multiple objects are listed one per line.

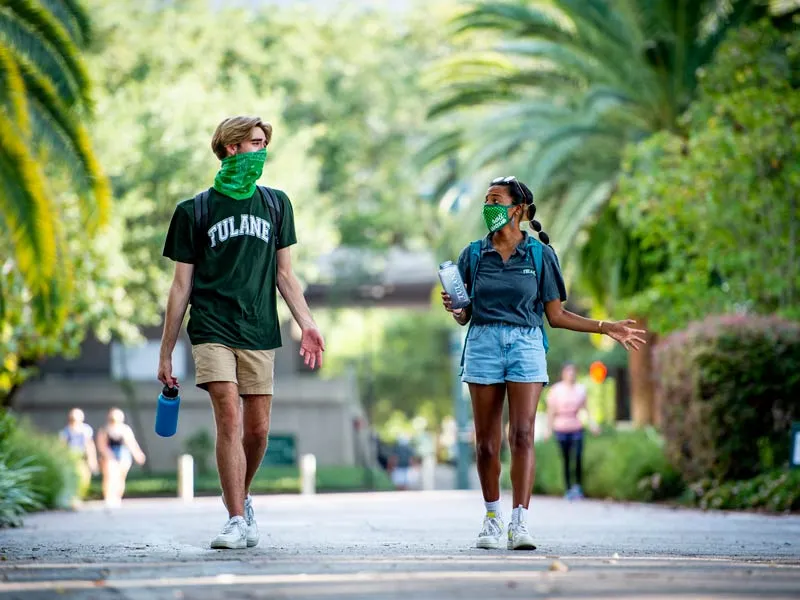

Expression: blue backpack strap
xmin=467 ymin=240 xmax=482 ymax=299
xmin=526 ymin=238 xmax=549 ymax=353
xmin=460 ymin=240 xmax=483 ymax=372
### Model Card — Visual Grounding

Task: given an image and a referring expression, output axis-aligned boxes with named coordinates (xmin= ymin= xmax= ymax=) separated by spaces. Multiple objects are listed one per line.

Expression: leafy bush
xmin=0 ymin=410 xmax=81 ymax=511
xmin=683 ymin=470 xmax=800 ymax=513
xmin=656 ymin=315 xmax=800 ymax=483
xmin=0 ymin=457 xmax=43 ymax=527
xmin=502 ymin=428 xmax=683 ymax=502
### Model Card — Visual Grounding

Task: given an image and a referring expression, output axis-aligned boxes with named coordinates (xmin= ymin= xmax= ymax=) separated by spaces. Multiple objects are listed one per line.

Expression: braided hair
xmin=492 ymin=178 xmax=550 ymax=246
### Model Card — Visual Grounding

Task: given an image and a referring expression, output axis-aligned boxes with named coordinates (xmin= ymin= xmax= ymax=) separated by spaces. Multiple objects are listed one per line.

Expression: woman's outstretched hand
xmin=605 ymin=319 xmax=648 ymax=351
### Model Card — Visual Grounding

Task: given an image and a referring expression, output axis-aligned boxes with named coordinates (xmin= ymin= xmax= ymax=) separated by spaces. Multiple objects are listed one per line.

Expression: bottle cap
xmin=162 ymin=384 xmax=180 ymax=398
xmin=439 ymin=261 xmax=453 ymax=269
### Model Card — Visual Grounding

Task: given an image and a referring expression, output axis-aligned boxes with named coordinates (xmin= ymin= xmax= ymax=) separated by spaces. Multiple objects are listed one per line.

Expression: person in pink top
xmin=546 ymin=364 xmax=599 ymax=500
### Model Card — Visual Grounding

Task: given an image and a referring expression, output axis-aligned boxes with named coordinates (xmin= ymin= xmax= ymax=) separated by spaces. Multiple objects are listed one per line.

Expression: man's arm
xmin=157 ymin=262 xmax=194 ymax=385
xmin=276 ymin=247 xmax=316 ymax=330
xmin=276 ymin=247 xmax=325 ymax=368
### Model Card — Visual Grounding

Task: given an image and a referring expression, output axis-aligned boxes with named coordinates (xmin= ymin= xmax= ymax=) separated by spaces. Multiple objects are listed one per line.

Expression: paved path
xmin=1 ymin=491 xmax=798 ymax=599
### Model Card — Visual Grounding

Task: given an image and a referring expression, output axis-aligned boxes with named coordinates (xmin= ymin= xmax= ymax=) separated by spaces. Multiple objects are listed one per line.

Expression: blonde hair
xmin=211 ymin=116 xmax=273 ymax=160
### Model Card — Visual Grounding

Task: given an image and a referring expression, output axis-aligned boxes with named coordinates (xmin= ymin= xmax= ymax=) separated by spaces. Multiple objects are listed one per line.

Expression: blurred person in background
xmin=442 ymin=176 xmax=646 ymax=551
xmin=388 ymin=434 xmax=418 ymax=490
xmin=96 ymin=408 xmax=146 ymax=508
xmin=545 ymin=363 xmax=600 ymax=500
xmin=59 ymin=408 xmax=99 ymax=499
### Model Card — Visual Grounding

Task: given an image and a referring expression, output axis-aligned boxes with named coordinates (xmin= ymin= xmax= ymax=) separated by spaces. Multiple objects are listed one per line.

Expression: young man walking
xmin=158 ymin=116 xmax=325 ymax=549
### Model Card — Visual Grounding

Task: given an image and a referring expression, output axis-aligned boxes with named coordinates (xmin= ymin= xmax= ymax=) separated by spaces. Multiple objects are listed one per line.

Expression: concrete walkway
xmin=1 ymin=491 xmax=798 ymax=599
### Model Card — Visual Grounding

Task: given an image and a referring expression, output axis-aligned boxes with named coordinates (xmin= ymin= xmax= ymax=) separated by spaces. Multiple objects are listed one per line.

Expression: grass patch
xmin=87 ymin=465 xmax=394 ymax=499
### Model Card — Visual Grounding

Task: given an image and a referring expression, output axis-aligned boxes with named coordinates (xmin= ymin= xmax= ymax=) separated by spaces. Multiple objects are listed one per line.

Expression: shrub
xmin=0 ymin=410 xmax=81 ymax=510
xmin=683 ymin=470 xmax=800 ymax=513
xmin=0 ymin=457 xmax=43 ymax=527
xmin=502 ymin=428 xmax=683 ymax=502
xmin=656 ymin=315 xmax=800 ymax=483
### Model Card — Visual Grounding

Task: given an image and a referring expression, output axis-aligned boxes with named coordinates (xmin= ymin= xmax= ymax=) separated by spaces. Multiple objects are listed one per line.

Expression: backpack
xmin=192 ymin=185 xmax=283 ymax=261
xmin=461 ymin=236 xmax=550 ymax=370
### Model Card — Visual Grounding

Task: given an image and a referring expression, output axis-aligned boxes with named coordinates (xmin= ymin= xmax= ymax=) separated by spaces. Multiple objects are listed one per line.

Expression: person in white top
xmin=545 ymin=364 xmax=599 ymax=500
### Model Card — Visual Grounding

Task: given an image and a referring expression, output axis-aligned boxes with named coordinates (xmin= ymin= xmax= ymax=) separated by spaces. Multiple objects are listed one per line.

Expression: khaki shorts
xmin=192 ymin=343 xmax=275 ymax=395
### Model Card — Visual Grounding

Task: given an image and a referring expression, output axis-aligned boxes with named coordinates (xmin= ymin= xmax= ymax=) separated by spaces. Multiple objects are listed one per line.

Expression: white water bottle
xmin=439 ymin=261 xmax=471 ymax=310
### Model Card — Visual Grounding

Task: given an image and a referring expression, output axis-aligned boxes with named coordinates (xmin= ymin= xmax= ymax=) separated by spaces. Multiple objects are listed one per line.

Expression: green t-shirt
xmin=162 ymin=187 xmax=297 ymax=350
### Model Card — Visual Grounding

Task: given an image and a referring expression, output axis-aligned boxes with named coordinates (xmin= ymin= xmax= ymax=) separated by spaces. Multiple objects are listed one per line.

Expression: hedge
xmin=655 ymin=315 xmax=800 ymax=483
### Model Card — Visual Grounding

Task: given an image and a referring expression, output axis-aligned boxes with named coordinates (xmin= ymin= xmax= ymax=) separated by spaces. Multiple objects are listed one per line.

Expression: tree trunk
xmin=628 ymin=316 xmax=658 ymax=427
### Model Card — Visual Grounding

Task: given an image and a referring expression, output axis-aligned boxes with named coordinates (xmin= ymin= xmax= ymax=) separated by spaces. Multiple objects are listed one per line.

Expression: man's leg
xmin=237 ymin=349 xmax=275 ymax=495
xmin=241 ymin=394 xmax=272 ymax=494
xmin=208 ymin=381 xmax=246 ymax=518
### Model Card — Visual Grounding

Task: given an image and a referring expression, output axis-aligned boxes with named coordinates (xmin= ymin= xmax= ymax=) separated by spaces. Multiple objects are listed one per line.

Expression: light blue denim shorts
xmin=462 ymin=323 xmax=549 ymax=385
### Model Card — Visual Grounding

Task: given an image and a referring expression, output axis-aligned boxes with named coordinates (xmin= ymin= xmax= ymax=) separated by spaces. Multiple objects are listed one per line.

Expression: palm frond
xmin=17 ymin=55 xmax=110 ymax=231
xmin=549 ymin=180 xmax=614 ymax=257
xmin=0 ymin=110 xmax=57 ymax=289
xmin=452 ymin=1 xmax=573 ymax=43
xmin=37 ymin=0 xmax=91 ymax=46
xmin=0 ymin=41 xmax=28 ymax=130
xmin=0 ymin=0 xmax=91 ymax=107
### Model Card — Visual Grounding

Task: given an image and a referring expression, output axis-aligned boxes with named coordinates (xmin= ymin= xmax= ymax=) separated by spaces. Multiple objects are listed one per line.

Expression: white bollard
xmin=421 ymin=454 xmax=436 ymax=491
xmin=300 ymin=454 xmax=317 ymax=495
xmin=177 ymin=454 xmax=194 ymax=502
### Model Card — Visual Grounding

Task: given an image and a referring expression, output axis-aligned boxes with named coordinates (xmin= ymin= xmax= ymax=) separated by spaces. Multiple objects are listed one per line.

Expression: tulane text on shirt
xmin=208 ymin=215 xmax=272 ymax=247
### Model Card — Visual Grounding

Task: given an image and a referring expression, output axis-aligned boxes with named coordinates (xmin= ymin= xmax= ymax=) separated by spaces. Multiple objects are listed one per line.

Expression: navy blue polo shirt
xmin=456 ymin=232 xmax=567 ymax=328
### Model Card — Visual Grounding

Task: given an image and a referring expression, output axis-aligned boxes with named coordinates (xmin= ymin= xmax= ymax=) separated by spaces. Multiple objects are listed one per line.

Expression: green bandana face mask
xmin=483 ymin=203 xmax=517 ymax=232
xmin=213 ymin=148 xmax=267 ymax=200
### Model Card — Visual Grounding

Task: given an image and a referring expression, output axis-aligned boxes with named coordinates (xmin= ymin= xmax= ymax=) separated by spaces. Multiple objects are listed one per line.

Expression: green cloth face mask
xmin=483 ymin=203 xmax=517 ymax=232
xmin=213 ymin=148 xmax=267 ymax=200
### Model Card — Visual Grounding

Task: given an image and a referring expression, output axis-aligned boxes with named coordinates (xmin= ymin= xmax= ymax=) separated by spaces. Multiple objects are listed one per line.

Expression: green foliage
xmin=0 ymin=409 xmax=79 ymax=525
xmin=502 ymin=428 xmax=682 ymax=501
xmin=183 ymin=429 xmax=215 ymax=476
xmin=86 ymin=465 xmax=394 ymax=498
xmin=1 ymin=191 xmax=141 ymax=400
xmin=0 ymin=455 xmax=42 ymax=528
xmin=615 ymin=21 xmax=800 ymax=333
xmin=369 ymin=311 xmax=455 ymax=424
xmin=0 ymin=410 xmax=42 ymax=527
xmin=426 ymin=0 xmax=766 ymax=277
xmin=83 ymin=0 xmax=452 ymax=327
xmin=684 ymin=470 xmax=800 ymax=512
xmin=319 ymin=306 xmax=457 ymax=426
xmin=4 ymin=416 xmax=80 ymax=509
xmin=656 ymin=315 xmax=800 ymax=483
xmin=271 ymin=4 xmax=454 ymax=249
xmin=0 ymin=0 xmax=111 ymax=332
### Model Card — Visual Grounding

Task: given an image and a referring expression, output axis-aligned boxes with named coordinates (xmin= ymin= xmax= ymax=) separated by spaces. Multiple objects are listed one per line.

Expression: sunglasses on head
xmin=490 ymin=176 xmax=526 ymax=203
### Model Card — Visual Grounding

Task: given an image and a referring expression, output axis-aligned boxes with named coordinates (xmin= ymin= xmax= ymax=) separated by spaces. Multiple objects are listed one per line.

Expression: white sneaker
xmin=244 ymin=495 xmax=259 ymax=548
xmin=507 ymin=521 xmax=537 ymax=551
xmin=221 ymin=494 xmax=259 ymax=548
xmin=210 ymin=516 xmax=247 ymax=549
xmin=476 ymin=512 xmax=504 ymax=549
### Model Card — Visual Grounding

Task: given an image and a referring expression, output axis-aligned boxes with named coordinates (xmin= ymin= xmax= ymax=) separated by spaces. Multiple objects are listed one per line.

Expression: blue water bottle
xmin=155 ymin=385 xmax=181 ymax=437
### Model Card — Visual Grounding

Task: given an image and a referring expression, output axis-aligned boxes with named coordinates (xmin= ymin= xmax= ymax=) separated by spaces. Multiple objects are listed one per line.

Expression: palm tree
xmin=0 ymin=0 xmax=110 ymax=330
xmin=425 ymin=0 xmax=772 ymax=425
